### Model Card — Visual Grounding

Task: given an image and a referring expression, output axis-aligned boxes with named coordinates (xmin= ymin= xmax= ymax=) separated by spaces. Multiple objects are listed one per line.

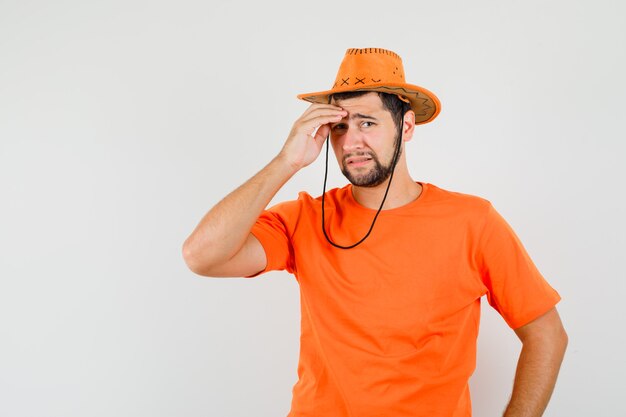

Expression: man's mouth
xmin=345 ymin=155 xmax=373 ymax=167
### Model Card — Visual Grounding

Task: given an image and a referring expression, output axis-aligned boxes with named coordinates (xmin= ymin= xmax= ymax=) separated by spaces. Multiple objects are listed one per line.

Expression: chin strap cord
xmin=321 ymin=112 xmax=404 ymax=249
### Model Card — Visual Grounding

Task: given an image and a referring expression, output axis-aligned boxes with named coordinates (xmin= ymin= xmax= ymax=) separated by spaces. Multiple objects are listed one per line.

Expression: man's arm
xmin=502 ymin=307 xmax=568 ymax=417
xmin=182 ymin=103 xmax=347 ymax=277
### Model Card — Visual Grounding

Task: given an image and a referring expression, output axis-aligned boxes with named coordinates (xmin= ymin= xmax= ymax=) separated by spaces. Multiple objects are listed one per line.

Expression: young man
xmin=183 ymin=48 xmax=567 ymax=417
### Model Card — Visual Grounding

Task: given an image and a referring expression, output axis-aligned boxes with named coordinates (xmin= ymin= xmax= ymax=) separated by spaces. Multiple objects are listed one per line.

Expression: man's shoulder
xmin=266 ymin=185 xmax=347 ymax=213
xmin=287 ymin=185 xmax=349 ymax=206
xmin=424 ymin=182 xmax=493 ymax=215
xmin=426 ymin=182 xmax=489 ymax=202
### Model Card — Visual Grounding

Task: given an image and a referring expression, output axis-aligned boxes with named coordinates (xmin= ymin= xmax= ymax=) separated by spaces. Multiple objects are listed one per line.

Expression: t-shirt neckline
xmin=345 ymin=181 xmax=429 ymax=214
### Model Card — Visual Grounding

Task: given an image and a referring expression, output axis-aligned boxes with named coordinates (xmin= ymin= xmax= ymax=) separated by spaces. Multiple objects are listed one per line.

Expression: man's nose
xmin=342 ymin=125 xmax=364 ymax=152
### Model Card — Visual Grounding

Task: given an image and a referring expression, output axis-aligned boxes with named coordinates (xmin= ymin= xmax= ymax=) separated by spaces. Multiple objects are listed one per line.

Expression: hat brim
xmin=297 ymin=82 xmax=441 ymax=125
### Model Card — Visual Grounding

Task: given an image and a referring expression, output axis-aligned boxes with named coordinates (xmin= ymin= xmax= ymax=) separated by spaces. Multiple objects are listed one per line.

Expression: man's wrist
xmin=272 ymin=152 xmax=301 ymax=177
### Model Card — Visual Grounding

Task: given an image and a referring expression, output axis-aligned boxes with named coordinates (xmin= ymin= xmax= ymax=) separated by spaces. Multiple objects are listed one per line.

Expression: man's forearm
xmin=182 ymin=155 xmax=296 ymax=270
xmin=182 ymin=103 xmax=345 ymax=273
xmin=502 ymin=335 xmax=568 ymax=417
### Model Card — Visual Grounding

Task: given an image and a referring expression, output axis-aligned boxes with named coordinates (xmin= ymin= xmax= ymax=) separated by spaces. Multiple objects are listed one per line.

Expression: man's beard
xmin=340 ymin=133 xmax=402 ymax=188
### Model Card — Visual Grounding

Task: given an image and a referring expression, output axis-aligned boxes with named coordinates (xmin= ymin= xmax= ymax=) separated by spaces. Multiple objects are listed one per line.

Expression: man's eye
xmin=332 ymin=124 xmax=347 ymax=131
xmin=362 ymin=121 xmax=375 ymax=128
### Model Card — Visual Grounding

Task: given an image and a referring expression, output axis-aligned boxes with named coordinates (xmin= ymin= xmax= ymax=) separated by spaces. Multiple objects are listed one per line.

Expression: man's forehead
xmin=330 ymin=92 xmax=385 ymax=113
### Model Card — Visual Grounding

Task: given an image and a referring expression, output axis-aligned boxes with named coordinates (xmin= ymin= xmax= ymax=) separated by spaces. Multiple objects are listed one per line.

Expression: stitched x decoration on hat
xmin=297 ymin=47 xmax=441 ymax=125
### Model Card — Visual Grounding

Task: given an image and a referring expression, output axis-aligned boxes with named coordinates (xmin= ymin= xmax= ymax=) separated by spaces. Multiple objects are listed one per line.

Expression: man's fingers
xmin=313 ymin=124 xmax=331 ymax=144
xmin=300 ymin=109 xmax=346 ymax=133
xmin=301 ymin=103 xmax=345 ymax=119
xmin=303 ymin=114 xmax=343 ymax=137
xmin=280 ymin=104 xmax=345 ymax=170
xmin=303 ymin=109 xmax=346 ymax=123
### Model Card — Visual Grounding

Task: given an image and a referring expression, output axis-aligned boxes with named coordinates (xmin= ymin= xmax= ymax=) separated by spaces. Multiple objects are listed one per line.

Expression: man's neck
xmin=351 ymin=173 xmax=422 ymax=210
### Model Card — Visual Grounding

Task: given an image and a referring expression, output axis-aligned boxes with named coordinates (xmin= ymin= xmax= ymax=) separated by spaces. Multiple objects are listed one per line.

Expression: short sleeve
xmin=247 ymin=198 xmax=301 ymax=277
xmin=476 ymin=203 xmax=561 ymax=329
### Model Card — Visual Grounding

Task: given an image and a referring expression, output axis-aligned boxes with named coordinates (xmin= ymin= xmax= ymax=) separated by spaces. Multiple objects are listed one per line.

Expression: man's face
xmin=330 ymin=92 xmax=401 ymax=187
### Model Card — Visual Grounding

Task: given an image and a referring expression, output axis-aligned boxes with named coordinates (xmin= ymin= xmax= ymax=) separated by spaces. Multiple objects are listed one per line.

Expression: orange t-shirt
xmin=249 ymin=182 xmax=561 ymax=417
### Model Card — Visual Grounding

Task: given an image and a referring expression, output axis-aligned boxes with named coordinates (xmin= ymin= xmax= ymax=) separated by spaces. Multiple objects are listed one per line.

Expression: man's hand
xmin=278 ymin=103 xmax=347 ymax=171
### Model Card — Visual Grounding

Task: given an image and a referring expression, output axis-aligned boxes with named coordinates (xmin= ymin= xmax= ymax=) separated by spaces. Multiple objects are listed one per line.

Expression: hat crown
xmin=332 ymin=48 xmax=406 ymax=89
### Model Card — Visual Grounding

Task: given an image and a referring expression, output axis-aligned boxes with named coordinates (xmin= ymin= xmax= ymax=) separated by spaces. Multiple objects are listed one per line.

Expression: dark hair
xmin=329 ymin=91 xmax=412 ymax=131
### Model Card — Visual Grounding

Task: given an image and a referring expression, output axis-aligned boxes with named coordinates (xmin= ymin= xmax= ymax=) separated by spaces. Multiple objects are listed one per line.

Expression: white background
xmin=1 ymin=0 xmax=625 ymax=416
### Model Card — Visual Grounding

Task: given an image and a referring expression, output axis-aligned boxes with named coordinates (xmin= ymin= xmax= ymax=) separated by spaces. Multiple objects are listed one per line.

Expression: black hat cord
xmin=321 ymin=112 xmax=404 ymax=249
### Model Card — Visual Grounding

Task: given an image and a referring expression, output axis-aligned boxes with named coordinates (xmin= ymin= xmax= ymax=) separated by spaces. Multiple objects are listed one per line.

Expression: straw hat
xmin=297 ymin=48 xmax=441 ymax=124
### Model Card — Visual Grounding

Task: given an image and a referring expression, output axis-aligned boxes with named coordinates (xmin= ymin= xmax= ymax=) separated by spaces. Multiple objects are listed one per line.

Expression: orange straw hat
xmin=297 ymin=47 xmax=441 ymax=124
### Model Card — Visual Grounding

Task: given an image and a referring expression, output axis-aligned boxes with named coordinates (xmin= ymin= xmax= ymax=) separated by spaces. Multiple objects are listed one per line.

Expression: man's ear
xmin=402 ymin=110 xmax=416 ymax=142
